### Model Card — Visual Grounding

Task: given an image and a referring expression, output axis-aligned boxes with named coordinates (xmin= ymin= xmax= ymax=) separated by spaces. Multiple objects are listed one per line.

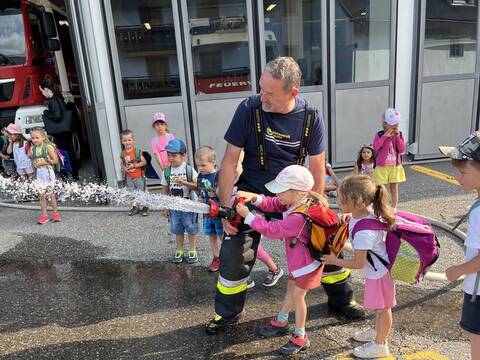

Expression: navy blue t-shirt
xmin=224 ymin=96 xmax=325 ymax=195
xmin=197 ymin=171 xmax=219 ymax=204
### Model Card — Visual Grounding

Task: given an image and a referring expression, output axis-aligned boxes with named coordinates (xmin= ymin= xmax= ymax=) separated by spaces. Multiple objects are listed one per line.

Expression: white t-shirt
xmin=464 ymin=206 xmax=480 ymax=295
xmin=160 ymin=162 xmax=198 ymax=199
xmin=349 ymin=214 xmax=389 ymax=279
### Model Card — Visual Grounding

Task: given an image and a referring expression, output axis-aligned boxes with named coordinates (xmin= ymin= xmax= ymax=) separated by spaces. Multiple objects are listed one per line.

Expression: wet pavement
xmin=0 ymin=161 xmax=476 ymax=359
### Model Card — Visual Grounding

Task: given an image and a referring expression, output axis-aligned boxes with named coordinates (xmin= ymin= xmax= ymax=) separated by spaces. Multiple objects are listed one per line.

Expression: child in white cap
xmin=234 ymin=164 xmax=324 ymax=355
xmin=151 ymin=112 xmax=175 ymax=176
xmin=372 ymin=108 xmax=406 ymax=211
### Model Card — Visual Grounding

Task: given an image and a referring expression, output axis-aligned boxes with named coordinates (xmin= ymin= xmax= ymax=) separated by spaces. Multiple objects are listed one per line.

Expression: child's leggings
xmin=256 ymin=243 xmax=272 ymax=265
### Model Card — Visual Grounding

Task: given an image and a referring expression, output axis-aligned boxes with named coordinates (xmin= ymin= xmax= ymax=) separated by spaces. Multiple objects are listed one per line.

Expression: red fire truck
xmin=0 ymin=0 xmax=82 ymax=159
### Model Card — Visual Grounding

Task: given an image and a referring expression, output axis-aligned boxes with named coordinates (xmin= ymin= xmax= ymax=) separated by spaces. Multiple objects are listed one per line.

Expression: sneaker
xmin=353 ymin=341 xmax=390 ymax=358
xmin=207 ymin=257 xmax=220 ymax=272
xmin=260 ymin=318 xmax=290 ymax=337
xmin=52 ymin=212 xmax=61 ymax=222
xmin=278 ymin=334 xmax=310 ymax=355
xmin=247 ymin=277 xmax=255 ymax=289
xmin=186 ymin=250 xmax=198 ymax=264
xmin=328 ymin=300 xmax=365 ymax=319
xmin=173 ymin=250 xmax=184 ymax=264
xmin=37 ymin=214 xmax=49 ymax=225
xmin=141 ymin=207 xmax=149 ymax=217
xmin=353 ymin=328 xmax=376 ymax=343
xmin=263 ymin=267 xmax=284 ymax=287
xmin=205 ymin=311 xmax=245 ymax=335
xmin=128 ymin=206 xmax=138 ymax=216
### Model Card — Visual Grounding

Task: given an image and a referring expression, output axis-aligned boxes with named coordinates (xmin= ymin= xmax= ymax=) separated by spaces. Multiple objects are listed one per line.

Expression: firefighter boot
xmin=322 ymin=272 xmax=365 ymax=319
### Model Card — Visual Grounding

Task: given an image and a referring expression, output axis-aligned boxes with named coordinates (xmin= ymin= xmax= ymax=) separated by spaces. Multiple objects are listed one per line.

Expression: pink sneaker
xmin=52 ymin=212 xmax=61 ymax=222
xmin=38 ymin=214 xmax=49 ymax=225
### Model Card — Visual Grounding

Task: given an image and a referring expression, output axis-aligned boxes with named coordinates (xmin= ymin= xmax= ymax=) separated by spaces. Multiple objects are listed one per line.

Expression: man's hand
xmin=321 ymin=252 xmax=338 ymax=265
xmin=222 ymin=218 xmax=238 ymax=236
xmin=163 ymin=209 xmax=169 ymax=218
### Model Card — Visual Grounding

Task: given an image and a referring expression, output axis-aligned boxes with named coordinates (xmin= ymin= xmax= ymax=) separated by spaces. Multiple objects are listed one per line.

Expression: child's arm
xmin=135 ymin=154 xmax=147 ymax=169
xmin=328 ymin=167 xmax=341 ymax=187
xmin=6 ymin=139 xmax=13 ymax=155
xmin=353 ymin=164 xmax=360 ymax=175
xmin=243 ymin=194 xmax=287 ymax=213
xmin=154 ymin=153 xmax=164 ymax=169
xmin=177 ymin=177 xmax=197 ymax=189
xmin=119 ymin=157 xmax=128 ymax=174
xmin=237 ymin=203 xmax=305 ymax=239
xmin=446 ymin=254 xmax=480 ymax=282
xmin=393 ymin=132 xmax=407 ymax=154
xmin=322 ymin=248 xmax=367 ymax=269
xmin=373 ymin=131 xmax=391 ymax=151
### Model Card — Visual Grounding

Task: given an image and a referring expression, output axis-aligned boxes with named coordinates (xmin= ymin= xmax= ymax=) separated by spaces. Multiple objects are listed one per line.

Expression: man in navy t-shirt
xmin=206 ymin=57 xmax=364 ymax=337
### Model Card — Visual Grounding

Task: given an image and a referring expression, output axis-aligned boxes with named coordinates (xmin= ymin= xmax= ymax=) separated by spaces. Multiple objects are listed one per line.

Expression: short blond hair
xmin=195 ymin=145 xmax=216 ymax=163
xmin=120 ymin=129 xmax=135 ymax=139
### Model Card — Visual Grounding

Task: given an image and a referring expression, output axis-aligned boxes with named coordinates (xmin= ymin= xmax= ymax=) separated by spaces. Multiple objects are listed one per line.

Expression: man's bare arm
xmin=309 ymin=152 xmax=326 ymax=194
xmin=219 ymin=143 xmax=242 ymax=207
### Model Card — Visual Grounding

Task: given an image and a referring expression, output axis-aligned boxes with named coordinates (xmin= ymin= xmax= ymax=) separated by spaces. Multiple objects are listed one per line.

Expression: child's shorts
xmin=126 ymin=176 xmax=146 ymax=191
xmin=460 ymin=292 xmax=480 ymax=335
xmin=288 ymin=265 xmax=323 ymax=290
xmin=169 ymin=210 xmax=199 ymax=235
xmin=373 ymin=165 xmax=406 ymax=184
xmin=36 ymin=167 xmax=56 ymax=185
xmin=203 ymin=216 xmax=224 ymax=236
xmin=364 ymin=272 xmax=396 ymax=310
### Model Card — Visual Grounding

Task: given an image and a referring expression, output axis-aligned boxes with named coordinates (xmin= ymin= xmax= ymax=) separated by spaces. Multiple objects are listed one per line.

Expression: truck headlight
xmin=24 ymin=115 xmax=44 ymax=125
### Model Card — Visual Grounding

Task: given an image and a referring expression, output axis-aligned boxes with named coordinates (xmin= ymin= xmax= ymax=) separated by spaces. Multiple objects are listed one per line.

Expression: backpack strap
xmin=134 ymin=148 xmax=142 ymax=162
xmin=452 ymin=198 xmax=480 ymax=231
xmin=186 ymin=164 xmax=193 ymax=182
xmin=164 ymin=165 xmax=171 ymax=187
xmin=351 ymin=218 xmax=390 ymax=271
xmin=297 ymin=100 xmax=315 ymax=166
xmin=251 ymin=95 xmax=267 ymax=171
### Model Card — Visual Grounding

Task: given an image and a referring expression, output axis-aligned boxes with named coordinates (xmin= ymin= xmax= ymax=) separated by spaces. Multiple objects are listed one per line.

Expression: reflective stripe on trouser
xmin=214 ymin=223 xmax=261 ymax=319
xmin=321 ymin=264 xmax=354 ymax=306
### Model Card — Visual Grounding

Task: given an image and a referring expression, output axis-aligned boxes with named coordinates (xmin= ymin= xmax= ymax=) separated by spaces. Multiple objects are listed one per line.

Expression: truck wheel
xmin=71 ymin=131 xmax=81 ymax=160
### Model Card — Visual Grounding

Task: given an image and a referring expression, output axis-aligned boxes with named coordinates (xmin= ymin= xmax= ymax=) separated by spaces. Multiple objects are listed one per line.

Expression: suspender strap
xmin=251 ymin=96 xmax=267 ymax=171
xmin=297 ymin=103 xmax=314 ymax=166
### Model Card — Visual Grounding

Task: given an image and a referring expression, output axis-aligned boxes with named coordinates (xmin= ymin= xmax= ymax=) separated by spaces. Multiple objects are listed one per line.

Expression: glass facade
xmin=263 ymin=0 xmax=323 ymax=86
xmin=111 ymin=0 xmax=181 ymax=99
xmin=423 ymin=0 xmax=478 ymax=77
xmin=335 ymin=0 xmax=391 ymax=83
xmin=187 ymin=0 xmax=251 ymax=95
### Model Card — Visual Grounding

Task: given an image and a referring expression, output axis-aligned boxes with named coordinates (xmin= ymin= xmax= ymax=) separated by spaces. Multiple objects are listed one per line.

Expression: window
xmin=264 ymin=0 xmax=323 ymax=86
xmin=187 ymin=0 xmax=252 ymax=95
xmin=111 ymin=0 xmax=181 ymax=99
xmin=423 ymin=0 xmax=478 ymax=76
xmin=28 ymin=9 xmax=45 ymax=56
xmin=335 ymin=0 xmax=391 ymax=83
xmin=0 ymin=0 xmax=26 ymax=65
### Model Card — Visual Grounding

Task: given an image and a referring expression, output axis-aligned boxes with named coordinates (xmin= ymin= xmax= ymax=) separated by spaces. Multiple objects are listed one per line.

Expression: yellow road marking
xmin=403 ymin=349 xmax=450 ymax=360
xmin=410 ymin=165 xmax=459 ymax=186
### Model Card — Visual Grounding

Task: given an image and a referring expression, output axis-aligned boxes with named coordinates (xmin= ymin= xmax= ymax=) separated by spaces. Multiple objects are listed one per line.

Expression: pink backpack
xmin=351 ymin=211 xmax=440 ymax=283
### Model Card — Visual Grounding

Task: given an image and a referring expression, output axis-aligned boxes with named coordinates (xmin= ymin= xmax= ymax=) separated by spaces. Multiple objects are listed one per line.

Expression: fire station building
xmin=14 ymin=1 xmax=480 ymax=184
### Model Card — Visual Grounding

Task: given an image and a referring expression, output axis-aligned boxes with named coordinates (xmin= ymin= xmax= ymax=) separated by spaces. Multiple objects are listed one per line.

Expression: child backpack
xmin=290 ymin=199 xmax=349 ymax=261
xmin=351 ymin=211 xmax=440 ymax=284
xmin=120 ymin=148 xmax=147 ymax=176
xmin=32 ymin=143 xmax=64 ymax=174
xmin=164 ymin=164 xmax=198 ymax=201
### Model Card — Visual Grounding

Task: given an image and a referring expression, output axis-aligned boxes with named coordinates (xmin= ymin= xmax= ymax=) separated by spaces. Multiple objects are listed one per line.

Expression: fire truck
xmin=0 ymin=0 xmax=82 ymax=160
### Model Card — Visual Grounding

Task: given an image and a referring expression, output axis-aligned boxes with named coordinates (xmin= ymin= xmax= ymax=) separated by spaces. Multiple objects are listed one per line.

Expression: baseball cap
xmin=383 ymin=108 xmax=401 ymax=126
xmin=5 ymin=123 xmax=22 ymax=134
xmin=265 ymin=165 xmax=314 ymax=194
xmin=439 ymin=131 xmax=480 ymax=163
xmin=165 ymin=139 xmax=187 ymax=154
xmin=152 ymin=112 xmax=167 ymax=126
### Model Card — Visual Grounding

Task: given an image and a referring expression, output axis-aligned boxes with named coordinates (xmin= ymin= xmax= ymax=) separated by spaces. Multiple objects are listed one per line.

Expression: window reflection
xmin=335 ymin=0 xmax=391 ymax=84
xmin=423 ymin=0 xmax=478 ymax=77
xmin=111 ymin=0 xmax=181 ymax=99
xmin=187 ymin=0 xmax=251 ymax=95
xmin=264 ymin=0 xmax=323 ymax=86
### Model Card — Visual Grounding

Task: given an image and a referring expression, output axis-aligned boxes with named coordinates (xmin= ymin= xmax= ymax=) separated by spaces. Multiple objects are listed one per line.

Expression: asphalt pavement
xmin=0 ymin=161 xmax=476 ymax=359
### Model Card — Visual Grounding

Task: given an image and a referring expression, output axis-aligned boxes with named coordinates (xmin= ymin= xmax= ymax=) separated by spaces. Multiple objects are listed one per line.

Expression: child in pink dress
xmin=322 ymin=175 xmax=396 ymax=359
xmin=151 ymin=112 xmax=174 ymax=175
xmin=235 ymin=165 xmax=324 ymax=356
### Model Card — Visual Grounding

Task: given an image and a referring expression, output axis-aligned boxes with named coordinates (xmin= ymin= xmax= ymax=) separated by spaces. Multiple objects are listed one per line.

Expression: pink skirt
xmin=288 ymin=266 xmax=324 ymax=290
xmin=364 ymin=272 xmax=396 ymax=310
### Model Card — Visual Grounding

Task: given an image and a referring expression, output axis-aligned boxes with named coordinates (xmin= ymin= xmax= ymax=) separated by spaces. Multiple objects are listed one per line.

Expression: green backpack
xmin=31 ymin=143 xmax=62 ymax=174
xmin=120 ymin=148 xmax=146 ymax=176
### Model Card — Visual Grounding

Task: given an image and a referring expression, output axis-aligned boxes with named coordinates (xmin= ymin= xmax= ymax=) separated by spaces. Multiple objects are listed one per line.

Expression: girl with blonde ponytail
xmin=322 ymin=175 xmax=396 ymax=359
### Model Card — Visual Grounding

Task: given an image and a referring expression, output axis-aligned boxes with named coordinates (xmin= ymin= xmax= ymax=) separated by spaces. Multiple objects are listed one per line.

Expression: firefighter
xmin=205 ymin=57 xmax=364 ymax=335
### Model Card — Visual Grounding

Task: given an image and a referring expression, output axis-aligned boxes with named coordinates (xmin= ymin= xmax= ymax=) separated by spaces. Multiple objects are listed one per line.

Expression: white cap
xmin=265 ymin=165 xmax=314 ymax=194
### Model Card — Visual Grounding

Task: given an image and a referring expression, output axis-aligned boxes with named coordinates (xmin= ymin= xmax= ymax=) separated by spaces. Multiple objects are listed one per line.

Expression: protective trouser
xmin=214 ymin=222 xmax=261 ymax=319
xmin=321 ymin=264 xmax=354 ymax=306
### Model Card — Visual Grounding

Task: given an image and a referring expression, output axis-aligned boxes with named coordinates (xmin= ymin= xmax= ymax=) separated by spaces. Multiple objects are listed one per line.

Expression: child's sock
xmin=294 ymin=327 xmax=305 ymax=339
xmin=276 ymin=311 xmax=288 ymax=323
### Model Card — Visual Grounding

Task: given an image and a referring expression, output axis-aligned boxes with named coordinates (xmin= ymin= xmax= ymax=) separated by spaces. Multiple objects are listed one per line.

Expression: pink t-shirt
xmin=151 ymin=133 xmax=174 ymax=169
xmin=384 ymin=142 xmax=397 ymax=166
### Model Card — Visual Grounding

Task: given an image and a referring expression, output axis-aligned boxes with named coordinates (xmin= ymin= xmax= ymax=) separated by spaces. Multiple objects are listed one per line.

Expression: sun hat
xmin=165 ymin=138 xmax=187 ymax=154
xmin=439 ymin=131 xmax=480 ymax=163
xmin=5 ymin=123 xmax=22 ymax=135
xmin=265 ymin=165 xmax=314 ymax=194
xmin=152 ymin=112 xmax=167 ymax=126
xmin=383 ymin=108 xmax=401 ymax=126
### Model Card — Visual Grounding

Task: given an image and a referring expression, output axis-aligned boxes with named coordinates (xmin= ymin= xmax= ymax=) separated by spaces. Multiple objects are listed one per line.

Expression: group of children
xmin=0 ymin=124 xmax=62 ymax=225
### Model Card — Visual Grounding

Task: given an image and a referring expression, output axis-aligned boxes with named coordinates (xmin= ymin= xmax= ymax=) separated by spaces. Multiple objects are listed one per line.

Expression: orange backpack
xmin=290 ymin=199 xmax=349 ymax=261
